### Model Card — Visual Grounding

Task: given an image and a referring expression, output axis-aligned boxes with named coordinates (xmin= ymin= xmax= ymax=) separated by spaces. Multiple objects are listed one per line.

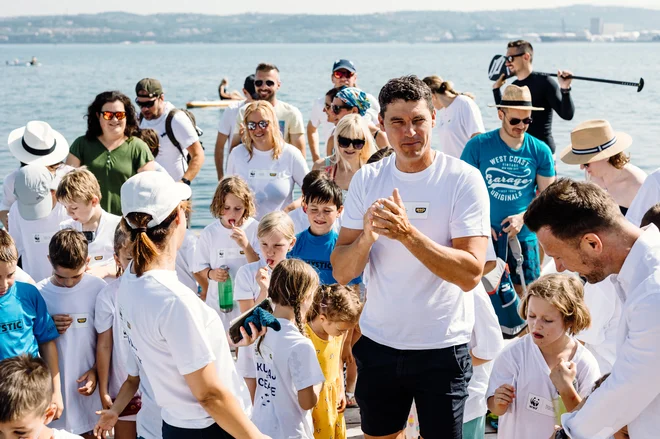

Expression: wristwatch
xmin=181 ymin=177 xmax=191 ymax=186
xmin=561 ymin=87 xmax=572 ymax=93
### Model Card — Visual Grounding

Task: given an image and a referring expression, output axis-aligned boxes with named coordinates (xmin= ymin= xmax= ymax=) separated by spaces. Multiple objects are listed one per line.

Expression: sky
xmin=3 ymin=0 xmax=659 ymax=17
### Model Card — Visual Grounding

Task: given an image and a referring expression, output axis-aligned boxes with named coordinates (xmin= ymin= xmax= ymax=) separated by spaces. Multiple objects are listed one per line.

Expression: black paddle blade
xmin=488 ymin=55 xmax=512 ymax=81
xmin=638 ymin=78 xmax=645 ymax=93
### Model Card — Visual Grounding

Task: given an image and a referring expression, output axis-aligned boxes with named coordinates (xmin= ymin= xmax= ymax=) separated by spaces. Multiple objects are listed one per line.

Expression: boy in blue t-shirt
xmin=289 ymin=177 xmax=361 ymax=286
xmin=0 ymin=229 xmax=63 ymax=418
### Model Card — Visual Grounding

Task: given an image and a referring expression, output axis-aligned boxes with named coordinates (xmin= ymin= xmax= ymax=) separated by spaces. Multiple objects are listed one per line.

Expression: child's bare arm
xmin=487 ymin=384 xmax=515 ymax=416
xmin=297 ymin=382 xmax=323 ymax=411
xmin=39 ymin=340 xmax=63 ymax=419
xmin=96 ymin=329 xmax=114 ymax=408
xmin=94 ymin=374 xmax=140 ymax=439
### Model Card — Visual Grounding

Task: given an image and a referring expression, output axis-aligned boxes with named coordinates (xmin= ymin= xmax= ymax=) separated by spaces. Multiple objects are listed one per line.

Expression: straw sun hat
xmin=560 ymin=120 xmax=632 ymax=165
xmin=488 ymin=85 xmax=544 ymax=111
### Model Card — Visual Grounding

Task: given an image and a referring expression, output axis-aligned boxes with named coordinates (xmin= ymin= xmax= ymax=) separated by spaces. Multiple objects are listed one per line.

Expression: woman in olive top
xmin=66 ymin=91 xmax=155 ymax=215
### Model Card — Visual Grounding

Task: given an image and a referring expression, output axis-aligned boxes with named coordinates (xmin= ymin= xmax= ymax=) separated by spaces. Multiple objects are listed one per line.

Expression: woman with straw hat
xmin=560 ymin=119 xmax=646 ymax=215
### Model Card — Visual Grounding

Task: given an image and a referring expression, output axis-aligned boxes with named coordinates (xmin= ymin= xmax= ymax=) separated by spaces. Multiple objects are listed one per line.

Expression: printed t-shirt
xmin=37 ymin=274 xmax=107 ymax=434
xmin=117 ymin=266 xmax=250 ymax=429
xmin=8 ymin=203 xmax=69 ymax=282
xmin=226 ymin=143 xmax=309 ymax=219
xmin=289 ymin=228 xmax=361 ymax=285
xmin=486 ymin=334 xmax=601 ymax=439
xmin=139 ymin=102 xmax=199 ymax=181
xmin=433 ymin=95 xmax=485 ymax=158
xmin=60 ymin=209 xmax=121 ymax=270
xmin=69 ymin=136 xmax=153 ymax=215
xmin=251 ymin=318 xmax=325 ymax=439
xmin=461 ymin=129 xmax=555 ymax=241
xmin=0 ymin=281 xmax=58 ymax=360
xmin=234 ymin=100 xmax=305 ymax=144
xmin=342 ymin=152 xmax=490 ymax=350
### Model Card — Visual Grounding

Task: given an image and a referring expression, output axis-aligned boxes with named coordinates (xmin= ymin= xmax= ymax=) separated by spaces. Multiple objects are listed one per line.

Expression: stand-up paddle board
xmin=186 ymin=100 xmax=236 ymax=109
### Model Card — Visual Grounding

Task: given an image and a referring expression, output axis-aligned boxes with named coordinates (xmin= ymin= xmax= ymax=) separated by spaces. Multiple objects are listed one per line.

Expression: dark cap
xmin=243 ymin=74 xmax=258 ymax=100
xmin=332 ymin=59 xmax=356 ymax=73
xmin=135 ymin=78 xmax=163 ymax=98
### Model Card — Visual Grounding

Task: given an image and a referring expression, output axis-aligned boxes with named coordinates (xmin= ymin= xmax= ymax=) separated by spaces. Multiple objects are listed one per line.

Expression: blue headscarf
xmin=336 ymin=87 xmax=371 ymax=117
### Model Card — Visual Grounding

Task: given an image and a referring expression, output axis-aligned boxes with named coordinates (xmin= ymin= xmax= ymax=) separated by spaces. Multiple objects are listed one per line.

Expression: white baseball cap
xmin=14 ymin=165 xmax=55 ymax=221
xmin=120 ymin=172 xmax=191 ymax=229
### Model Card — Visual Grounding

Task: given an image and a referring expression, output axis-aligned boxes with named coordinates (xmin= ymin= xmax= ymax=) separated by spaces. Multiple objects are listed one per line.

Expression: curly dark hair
xmin=378 ymin=75 xmax=434 ymax=118
xmin=85 ymin=91 xmax=139 ymax=140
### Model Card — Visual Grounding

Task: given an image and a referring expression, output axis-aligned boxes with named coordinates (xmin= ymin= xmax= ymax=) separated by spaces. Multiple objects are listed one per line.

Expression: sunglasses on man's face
xmin=101 ymin=111 xmax=127 ymax=121
xmin=247 ymin=120 xmax=269 ymax=131
xmin=333 ymin=70 xmax=354 ymax=80
xmin=332 ymin=104 xmax=352 ymax=115
xmin=506 ymin=115 xmax=533 ymax=126
xmin=135 ymin=97 xmax=157 ymax=108
xmin=505 ymin=53 xmax=525 ymax=63
xmin=254 ymin=80 xmax=276 ymax=87
xmin=337 ymin=135 xmax=366 ymax=150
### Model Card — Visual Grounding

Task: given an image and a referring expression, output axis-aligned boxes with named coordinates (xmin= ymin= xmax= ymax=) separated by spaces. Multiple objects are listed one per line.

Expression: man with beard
xmin=230 ymin=63 xmax=306 ymax=158
xmin=461 ymin=84 xmax=555 ymax=294
xmin=524 ymin=179 xmax=660 ymax=439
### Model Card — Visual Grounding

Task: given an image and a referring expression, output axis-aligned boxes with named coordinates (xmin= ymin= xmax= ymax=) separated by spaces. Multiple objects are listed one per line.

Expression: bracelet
xmin=561 ymin=87 xmax=572 ymax=93
xmin=374 ymin=130 xmax=380 ymax=139
xmin=206 ymin=269 xmax=212 ymax=279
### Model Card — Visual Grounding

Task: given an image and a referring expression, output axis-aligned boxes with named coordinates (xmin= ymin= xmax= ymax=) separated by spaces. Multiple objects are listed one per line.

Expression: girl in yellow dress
xmin=306 ymin=284 xmax=363 ymax=439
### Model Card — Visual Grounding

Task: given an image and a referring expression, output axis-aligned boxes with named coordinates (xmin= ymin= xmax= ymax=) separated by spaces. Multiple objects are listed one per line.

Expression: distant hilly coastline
xmin=1 ymin=5 xmax=660 ymax=44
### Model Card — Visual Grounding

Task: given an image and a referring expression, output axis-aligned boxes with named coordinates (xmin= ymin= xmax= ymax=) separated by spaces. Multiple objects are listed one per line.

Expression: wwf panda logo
xmin=529 ymin=396 xmax=540 ymax=410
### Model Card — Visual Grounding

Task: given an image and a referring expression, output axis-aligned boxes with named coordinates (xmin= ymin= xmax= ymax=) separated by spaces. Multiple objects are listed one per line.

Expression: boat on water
xmin=539 ymin=31 xmax=592 ymax=42
xmin=186 ymin=100 xmax=237 ymax=109
xmin=6 ymin=57 xmax=41 ymax=67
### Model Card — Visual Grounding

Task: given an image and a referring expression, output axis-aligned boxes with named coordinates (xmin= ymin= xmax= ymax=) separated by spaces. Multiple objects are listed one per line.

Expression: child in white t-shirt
xmin=8 ymin=164 xmax=69 ymax=282
xmin=36 ymin=229 xmax=107 ymax=435
xmin=250 ymin=259 xmax=325 ymax=439
xmin=487 ymin=274 xmax=601 ymax=439
xmin=0 ymin=355 xmax=84 ymax=439
xmin=176 ymin=229 xmax=201 ymax=293
xmin=57 ymin=168 xmax=121 ymax=279
xmin=193 ymin=176 xmax=260 ymax=327
xmin=95 ymin=224 xmax=137 ymax=439
xmin=234 ymin=211 xmax=297 ymax=399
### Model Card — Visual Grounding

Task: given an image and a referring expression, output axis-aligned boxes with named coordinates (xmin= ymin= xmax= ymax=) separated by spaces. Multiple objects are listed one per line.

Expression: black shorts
xmin=162 ymin=421 xmax=233 ymax=439
xmin=353 ymin=336 xmax=472 ymax=439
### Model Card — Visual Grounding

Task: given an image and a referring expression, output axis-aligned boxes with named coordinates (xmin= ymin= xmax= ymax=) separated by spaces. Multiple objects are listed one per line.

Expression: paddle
xmin=488 ymin=55 xmax=645 ymax=92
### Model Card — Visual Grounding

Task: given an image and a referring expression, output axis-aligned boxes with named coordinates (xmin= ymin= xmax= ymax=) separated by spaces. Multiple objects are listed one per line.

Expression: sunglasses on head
xmin=337 ymin=135 xmax=365 ymax=150
xmin=506 ymin=115 xmax=533 ymax=126
xmin=333 ymin=70 xmax=354 ymax=80
xmin=505 ymin=53 xmax=525 ymax=63
xmin=332 ymin=104 xmax=352 ymax=115
xmin=247 ymin=120 xmax=269 ymax=131
xmin=101 ymin=111 xmax=127 ymax=121
xmin=254 ymin=79 xmax=275 ymax=87
xmin=135 ymin=97 xmax=158 ymax=108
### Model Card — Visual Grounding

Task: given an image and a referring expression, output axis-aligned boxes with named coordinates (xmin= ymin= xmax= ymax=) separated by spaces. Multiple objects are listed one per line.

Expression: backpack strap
xmin=165 ymin=110 xmax=185 ymax=157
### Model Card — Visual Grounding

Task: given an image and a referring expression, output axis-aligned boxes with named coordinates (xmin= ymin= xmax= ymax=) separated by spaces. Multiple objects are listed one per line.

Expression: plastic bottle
xmin=217 ymin=265 xmax=233 ymax=313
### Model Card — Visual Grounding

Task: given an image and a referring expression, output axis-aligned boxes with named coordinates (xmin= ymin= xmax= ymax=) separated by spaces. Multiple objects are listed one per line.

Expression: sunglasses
xmin=337 ymin=135 xmax=366 ymax=150
xmin=505 ymin=53 xmax=525 ymax=63
xmin=333 ymin=70 xmax=354 ymax=80
xmin=254 ymin=80 xmax=276 ymax=87
xmin=332 ymin=104 xmax=352 ymax=115
xmin=506 ymin=115 xmax=533 ymax=126
xmin=247 ymin=120 xmax=269 ymax=131
xmin=101 ymin=111 xmax=127 ymax=121
xmin=135 ymin=98 xmax=157 ymax=108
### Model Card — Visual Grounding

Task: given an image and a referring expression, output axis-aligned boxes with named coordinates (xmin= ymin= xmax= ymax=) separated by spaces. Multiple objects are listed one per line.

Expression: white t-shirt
xmin=1 ymin=164 xmax=74 ymax=212
xmin=465 ymin=286 xmax=505 ymax=423
xmin=486 ymin=334 xmax=601 ymax=439
xmin=15 ymin=266 xmax=35 ymax=284
xmin=37 ymin=274 xmax=107 ymax=434
xmin=217 ymin=100 xmax=245 ymax=140
xmin=308 ymin=96 xmax=334 ymax=146
xmin=577 ymin=277 xmax=621 ymax=374
xmin=125 ymin=347 xmax=163 ymax=439
xmin=139 ymin=102 xmax=199 ymax=181
xmin=9 ymin=203 xmax=69 ymax=282
xmin=226 ymin=143 xmax=309 ymax=220
xmin=342 ymin=152 xmax=490 ymax=349
xmin=193 ymin=218 xmax=259 ymax=312
xmin=117 ymin=267 xmax=250 ymax=429
xmin=251 ymin=318 xmax=325 ymax=439
xmin=432 ymin=95 xmax=485 ymax=158
xmin=234 ymin=100 xmax=305 ymax=145
xmin=52 ymin=429 xmax=84 ymax=439
xmin=60 ymin=209 xmax=121 ymax=269
xmin=175 ymin=229 xmax=199 ymax=293
xmin=626 ymin=167 xmax=660 ymax=226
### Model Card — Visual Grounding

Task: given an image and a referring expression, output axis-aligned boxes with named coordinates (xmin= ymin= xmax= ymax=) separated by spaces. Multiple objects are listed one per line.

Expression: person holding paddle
xmin=492 ymin=40 xmax=574 ymax=154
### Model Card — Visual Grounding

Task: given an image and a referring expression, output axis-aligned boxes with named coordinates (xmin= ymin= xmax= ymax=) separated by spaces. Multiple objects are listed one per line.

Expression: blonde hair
xmin=422 ymin=75 xmax=475 ymax=100
xmin=519 ymin=274 xmax=591 ymax=335
xmin=241 ymin=101 xmax=284 ymax=161
xmin=0 ymin=230 xmax=18 ymax=263
xmin=333 ymin=114 xmax=377 ymax=168
xmin=307 ymin=284 xmax=363 ymax=324
xmin=56 ymin=167 xmax=102 ymax=204
xmin=210 ymin=176 xmax=256 ymax=220
xmin=257 ymin=211 xmax=295 ymax=241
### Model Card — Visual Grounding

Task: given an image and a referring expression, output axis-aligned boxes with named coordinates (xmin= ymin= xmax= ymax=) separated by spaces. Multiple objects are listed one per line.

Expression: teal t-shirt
xmin=461 ymin=129 xmax=555 ymax=241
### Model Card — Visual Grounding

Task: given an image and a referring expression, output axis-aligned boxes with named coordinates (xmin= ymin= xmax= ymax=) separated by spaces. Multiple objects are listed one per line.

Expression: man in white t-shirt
xmin=331 ymin=75 xmax=490 ymax=439
xmin=230 ymin=63 xmax=306 ymax=157
xmin=626 ymin=167 xmax=660 ymax=226
xmin=135 ymin=78 xmax=204 ymax=186
xmin=306 ymin=59 xmax=380 ymax=162
xmin=214 ymin=74 xmax=257 ymax=180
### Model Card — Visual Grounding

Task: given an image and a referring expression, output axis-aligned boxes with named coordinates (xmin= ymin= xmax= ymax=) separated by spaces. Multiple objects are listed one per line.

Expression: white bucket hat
xmin=121 ymin=172 xmax=191 ymax=229
xmin=7 ymin=121 xmax=69 ymax=166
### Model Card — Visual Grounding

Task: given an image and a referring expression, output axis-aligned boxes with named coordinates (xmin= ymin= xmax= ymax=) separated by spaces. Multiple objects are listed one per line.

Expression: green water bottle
xmin=218 ymin=265 xmax=233 ymax=313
